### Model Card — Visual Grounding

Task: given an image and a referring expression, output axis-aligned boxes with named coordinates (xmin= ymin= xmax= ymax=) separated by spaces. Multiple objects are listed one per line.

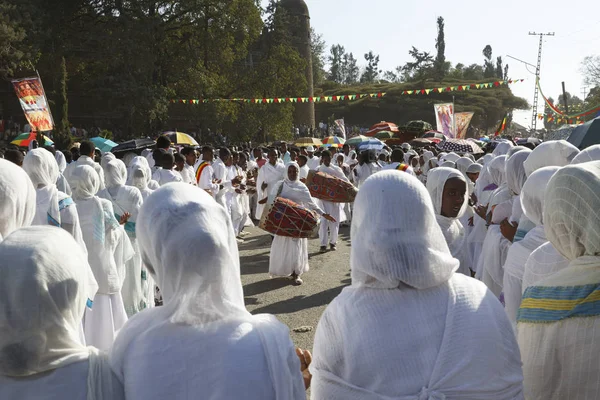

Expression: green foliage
xmin=310 ymin=28 xmax=326 ymax=86
xmin=328 ymin=44 xmax=345 ymax=84
xmin=434 ymin=17 xmax=446 ymax=80
xmin=403 ymin=46 xmax=434 ymax=81
xmin=582 ymin=55 xmax=600 ymax=87
xmin=0 ymin=1 xmax=31 ymax=79
xmin=360 ymin=51 xmax=380 ymax=83
xmin=51 ymin=56 xmax=72 ymax=150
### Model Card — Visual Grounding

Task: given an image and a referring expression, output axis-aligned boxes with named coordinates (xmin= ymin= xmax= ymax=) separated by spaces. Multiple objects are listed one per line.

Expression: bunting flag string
xmin=536 ymin=112 xmax=586 ymax=125
xmin=171 ymin=79 xmax=525 ymax=104
xmin=537 ymin=77 xmax=600 ymax=119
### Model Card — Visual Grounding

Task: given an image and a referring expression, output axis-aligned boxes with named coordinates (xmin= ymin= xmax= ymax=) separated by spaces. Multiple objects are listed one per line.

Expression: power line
xmin=528 ymin=32 xmax=555 ymax=132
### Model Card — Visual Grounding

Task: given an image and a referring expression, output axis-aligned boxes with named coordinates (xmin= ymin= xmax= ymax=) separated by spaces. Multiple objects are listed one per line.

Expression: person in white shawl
xmin=70 ymin=165 xmax=134 ymax=351
xmin=310 ymin=171 xmax=524 ymax=400
xmin=109 ymin=183 xmax=307 ymax=400
xmin=570 ymin=143 xmax=600 ymax=164
xmin=99 ymin=159 xmax=152 ymax=317
xmin=0 ymin=159 xmax=36 ymax=241
xmin=126 ymin=155 xmax=160 ymax=191
xmin=128 ymin=161 xmax=155 ymax=201
xmin=0 ymin=226 xmax=124 ymax=400
xmin=65 ymin=140 xmax=106 ymax=190
xmin=502 ymin=166 xmax=559 ymax=330
xmin=151 ymin=153 xmax=183 ymax=186
xmin=518 ymin=161 xmax=600 ymax=400
xmin=522 ymin=140 xmax=579 ymax=177
xmin=255 ymin=149 xmax=286 ymax=220
xmin=427 ymin=167 xmax=471 ymax=275
xmin=418 ymin=150 xmax=436 ymax=184
xmin=266 ymin=162 xmax=333 ymax=284
xmin=23 ymin=148 xmax=85 ymax=247
xmin=55 ymin=149 xmax=72 ymax=196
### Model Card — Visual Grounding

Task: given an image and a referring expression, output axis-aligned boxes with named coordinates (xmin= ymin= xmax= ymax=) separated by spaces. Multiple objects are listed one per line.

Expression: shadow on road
xmin=239 ymin=250 xmax=270 ymax=275
xmin=249 ymin=284 xmax=347 ymax=315
xmin=243 ymin=277 xmax=292 ymax=297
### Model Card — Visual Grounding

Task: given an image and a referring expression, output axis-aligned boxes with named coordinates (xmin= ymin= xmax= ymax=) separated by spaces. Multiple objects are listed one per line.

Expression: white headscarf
xmin=455 ymin=157 xmax=473 ymax=177
xmin=442 ymin=152 xmax=460 ymax=163
xmin=351 ymin=171 xmax=459 ymax=289
xmin=110 ymin=183 xmax=305 ymax=399
xmin=104 ymin=159 xmax=128 ymax=189
xmin=439 ymin=160 xmax=455 ymax=168
xmin=506 ymin=149 xmax=531 ymax=197
xmin=23 ymin=148 xmax=62 ymax=226
xmin=55 ymin=150 xmax=67 ymax=173
xmin=101 ymin=152 xmax=116 ymax=172
xmin=523 ymin=140 xmax=579 ymax=177
xmin=426 ymin=167 xmax=470 ymax=275
xmin=492 ymin=141 xmax=514 ymax=156
xmin=0 ymin=159 xmax=36 ymax=240
xmin=466 ymin=163 xmax=482 ymax=174
xmin=570 ymin=144 xmax=600 ymax=164
xmin=0 ymin=226 xmax=90 ymax=376
xmin=482 ymin=154 xmax=495 ymax=165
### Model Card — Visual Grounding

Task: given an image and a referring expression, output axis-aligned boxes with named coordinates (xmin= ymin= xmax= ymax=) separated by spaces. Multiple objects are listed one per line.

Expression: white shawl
xmin=523 ymin=140 xmax=579 ymax=177
xmin=0 ymin=159 xmax=36 ymax=240
xmin=110 ymin=184 xmax=305 ymax=400
xmin=571 ymin=144 xmax=600 ymax=164
xmin=311 ymin=171 xmax=523 ymax=400
xmin=256 ymin=161 xmax=286 ymax=219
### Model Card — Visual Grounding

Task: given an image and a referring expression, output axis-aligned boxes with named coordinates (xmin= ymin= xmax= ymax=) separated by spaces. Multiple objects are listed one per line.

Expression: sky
xmin=265 ymin=0 xmax=599 ymax=129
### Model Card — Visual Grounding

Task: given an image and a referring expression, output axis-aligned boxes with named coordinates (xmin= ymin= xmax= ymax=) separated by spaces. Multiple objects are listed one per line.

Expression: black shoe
xmin=330 ymin=244 xmax=337 ymax=251
xmin=320 ymin=246 xmax=327 ymax=252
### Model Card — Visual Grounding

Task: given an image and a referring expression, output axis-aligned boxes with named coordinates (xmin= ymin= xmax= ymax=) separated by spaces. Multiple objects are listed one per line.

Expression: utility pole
xmin=582 ymin=86 xmax=589 ymax=104
xmin=528 ymin=32 xmax=555 ymax=133
xmin=562 ymin=82 xmax=569 ymax=115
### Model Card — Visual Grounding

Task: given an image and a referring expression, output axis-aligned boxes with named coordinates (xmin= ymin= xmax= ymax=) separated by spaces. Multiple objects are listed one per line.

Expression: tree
xmin=483 ymin=45 xmax=495 ymax=78
xmin=434 ymin=17 xmax=446 ymax=80
xmin=383 ymin=66 xmax=403 ymax=83
xmin=463 ymin=64 xmax=484 ymax=80
xmin=310 ymin=28 xmax=326 ymax=87
xmin=343 ymin=52 xmax=359 ymax=84
xmin=328 ymin=44 xmax=345 ymax=84
xmin=53 ymin=56 xmax=71 ymax=150
xmin=581 ymin=55 xmax=600 ymax=87
xmin=403 ymin=46 xmax=434 ymax=81
xmin=496 ymin=56 xmax=504 ymax=79
xmin=360 ymin=51 xmax=380 ymax=83
xmin=0 ymin=1 xmax=30 ymax=79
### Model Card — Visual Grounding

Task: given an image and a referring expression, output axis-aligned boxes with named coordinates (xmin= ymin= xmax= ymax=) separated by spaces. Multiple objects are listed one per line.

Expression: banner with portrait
xmin=12 ymin=76 xmax=54 ymax=132
xmin=434 ymin=103 xmax=455 ymax=138
xmin=454 ymin=112 xmax=474 ymax=139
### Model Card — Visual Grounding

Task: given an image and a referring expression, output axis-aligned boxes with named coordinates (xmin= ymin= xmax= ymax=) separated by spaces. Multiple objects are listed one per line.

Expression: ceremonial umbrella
xmin=345 ymin=135 xmax=370 ymax=146
xmin=568 ymin=117 xmax=600 ymax=149
xmin=90 ymin=136 xmax=118 ymax=153
xmin=11 ymin=132 xmax=53 ymax=147
xmin=295 ymin=137 xmax=323 ymax=147
xmin=112 ymin=138 xmax=156 ymax=155
xmin=322 ymin=136 xmax=346 ymax=148
xmin=516 ymin=137 xmax=542 ymax=149
xmin=437 ymin=138 xmax=483 ymax=154
xmin=421 ymin=131 xmax=446 ymax=141
xmin=163 ymin=131 xmax=199 ymax=146
xmin=366 ymin=121 xmax=399 ymax=137
xmin=375 ymin=130 xmax=395 ymax=139
xmin=357 ymin=138 xmax=385 ymax=151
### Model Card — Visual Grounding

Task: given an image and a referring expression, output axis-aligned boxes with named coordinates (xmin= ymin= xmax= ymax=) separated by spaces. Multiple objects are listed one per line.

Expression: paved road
xmin=240 ymin=225 xmax=352 ymax=352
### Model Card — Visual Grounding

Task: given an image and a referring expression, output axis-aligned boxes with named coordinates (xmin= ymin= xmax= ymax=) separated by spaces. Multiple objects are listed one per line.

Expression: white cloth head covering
xmin=23 ymin=148 xmax=62 ymax=226
xmin=521 ymin=166 xmax=560 ymax=227
xmin=482 ymin=153 xmax=495 ymax=165
xmin=442 ymin=152 xmax=460 ymax=163
xmin=351 ymin=171 xmax=459 ymax=289
xmin=487 ymin=155 xmax=507 ymax=188
xmin=466 ymin=163 xmax=482 ymax=174
xmin=426 ymin=168 xmax=470 ymax=275
xmin=523 ymin=140 xmax=580 ymax=177
xmin=492 ymin=141 xmax=514 ymax=156
xmin=570 ymin=144 xmax=600 ymax=164
xmin=122 ymin=152 xmax=137 ymax=167
xmin=0 ymin=226 xmax=90 ymax=376
xmin=455 ymin=157 xmax=473 ymax=176
xmin=0 ymin=159 xmax=36 ymax=240
xmin=544 ymin=161 xmax=600 ymax=261
xmin=110 ymin=183 xmax=305 ymax=399
xmin=104 ymin=159 xmax=128 ymax=189
xmin=101 ymin=152 xmax=116 ymax=171
xmin=506 ymin=149 xmax=531 ymax=196
xmin=439 ymin=160 xmax=456 ymax=168
xmin=506 ymin=145 xmax=527 ymax=159
xmin=55 ymin=151 xmax=67 ymax=173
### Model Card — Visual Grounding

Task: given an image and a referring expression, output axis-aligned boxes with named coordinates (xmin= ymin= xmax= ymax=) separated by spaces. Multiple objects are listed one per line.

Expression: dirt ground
xmin=240 ymin=224 xmax=352 ymax=352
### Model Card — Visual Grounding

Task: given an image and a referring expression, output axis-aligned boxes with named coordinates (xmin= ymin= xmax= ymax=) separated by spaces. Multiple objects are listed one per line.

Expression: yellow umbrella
xmin=295 ymin=137 xmax=323 ymax=147
xmin=163 ymin=131 xmax=199 ymax=146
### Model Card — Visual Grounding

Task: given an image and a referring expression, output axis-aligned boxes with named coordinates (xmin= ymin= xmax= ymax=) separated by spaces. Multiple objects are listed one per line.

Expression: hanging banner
xmin=172 ymin=79 xmax=525 ymax=104
xmin=537 ymin=77 xmax=600 ymax=119
xmin=454 ymin=112 xmax=474 ymax=139
xmin=334 ymin=118 xmax=346 ymax=139
xmin=434 ymin=103 xmax=455 ymax=138
xmin=12 ymin=76 xmax=54 ymax=132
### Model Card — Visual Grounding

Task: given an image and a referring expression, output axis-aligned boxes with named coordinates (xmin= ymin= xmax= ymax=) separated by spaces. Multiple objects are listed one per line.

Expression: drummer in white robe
xmin=261 ymin=162 xmax=335 ymax=285
xmin=316 ymin=150 xmax=349 ymax=252
xmin=255 ymin=149 xmax=286 ymax=220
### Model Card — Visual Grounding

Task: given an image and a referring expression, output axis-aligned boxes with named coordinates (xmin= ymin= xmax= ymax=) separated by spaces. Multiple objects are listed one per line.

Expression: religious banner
xmin=454 ymin=112 xmax=474 ymax=139
xmin=334 ymin=118 xmax=346 ymax=139
xmin=12 ymin=76 xmax=54 ymax=132
xmin=434 ymin=103 xmax=455 ymax=138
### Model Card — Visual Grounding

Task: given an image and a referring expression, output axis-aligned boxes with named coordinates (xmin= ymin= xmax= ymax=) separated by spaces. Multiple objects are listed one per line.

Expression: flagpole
xmin=452 ymin=96 xmax=457 ymax=138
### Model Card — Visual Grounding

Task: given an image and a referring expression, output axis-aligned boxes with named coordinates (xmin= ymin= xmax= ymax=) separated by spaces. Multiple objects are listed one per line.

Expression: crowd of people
xmin=1 ymin=134 xmax=599 ymax=399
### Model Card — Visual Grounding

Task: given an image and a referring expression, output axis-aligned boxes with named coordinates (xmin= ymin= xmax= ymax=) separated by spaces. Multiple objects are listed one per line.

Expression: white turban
xmin=523 ymin=140 xmax=579 ymax=177
xmin=0 ymin=159 xmax=36 ymax=240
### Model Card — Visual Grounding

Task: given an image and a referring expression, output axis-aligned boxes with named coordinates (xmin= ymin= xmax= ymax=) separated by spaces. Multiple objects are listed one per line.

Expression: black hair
xmin=321 ymin=150 xmax=332 ymax=158
xmin=156 ymin=135 xmax=171 ymax=149
xmin=5 ymin=149 xmax=24 ymax=166
xmin=153 ymin=148 xmax=167 ymax=164
xmin=297 ymin=154 xmax=308 ymax=163
xmin=202 ymin=145 xmax=213 ymax=154
xmin=79 ymin=141 xmax=95 ymax=157
xmin=161 ymin=152 xmax=175 ymax=168
xmin=174 ymin=153 xmax=185 ymax=163
xmin=181 ymin=147 xmax=195 ymax=156
xmin=219 ymin=147 xmax=231 ymax=159
xmin=63 ymin=150 xmax=72 ymax=163
xmin=391 ymin=149 xmax=404 ymax=163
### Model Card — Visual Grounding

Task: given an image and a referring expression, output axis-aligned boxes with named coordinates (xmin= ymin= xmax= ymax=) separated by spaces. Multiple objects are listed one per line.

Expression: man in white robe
xmin=316 ymin=150 xmax=348 ymax=252
xmin=64 ymin=140 xmax=106 ymax=190
xmin=306 ymin=146 xmax=321 ymax=170
xmin=195 ymin=146 xmax=219 ymax=197
xmin=298 ymin=155 xmax=310 ymax=182
xmin=381 ymin=149 xmax=416 ymax=175
xmin=255 ymin=149 xmax=286 ymax=220
xmin=180 ymin=147 xmax=198 ymax=185
xmin=152 ymin=153 xmax=184 ymax=186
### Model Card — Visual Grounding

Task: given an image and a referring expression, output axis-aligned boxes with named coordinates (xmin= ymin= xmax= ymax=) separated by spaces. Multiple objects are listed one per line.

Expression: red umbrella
xmin=366 ymin=121 xmax=399 ymax=137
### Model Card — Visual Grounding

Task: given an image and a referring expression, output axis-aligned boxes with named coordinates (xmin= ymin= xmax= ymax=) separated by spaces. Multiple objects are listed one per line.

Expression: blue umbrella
xmin=90 ymin=136 xmax=118 ymax=152
xmin=357 ymin=138 xmax=385 ymax=151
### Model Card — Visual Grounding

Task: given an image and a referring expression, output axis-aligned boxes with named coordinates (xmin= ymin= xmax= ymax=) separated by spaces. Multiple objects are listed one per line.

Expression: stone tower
xmin=279 ymin=0 xmax=315 ymax=130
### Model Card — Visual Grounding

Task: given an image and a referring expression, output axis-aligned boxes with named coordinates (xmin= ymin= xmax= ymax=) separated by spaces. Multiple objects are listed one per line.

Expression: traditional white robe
xmin=255 ymin=162 xmax=286 ymax=220
xmin=316 ymin=164 xmax=348 ymax=246
xmin=152 ymin=168 xmax=183 ymax=186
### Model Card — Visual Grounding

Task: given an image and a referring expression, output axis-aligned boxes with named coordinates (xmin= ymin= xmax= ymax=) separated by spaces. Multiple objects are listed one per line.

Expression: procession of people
xmin=1 ymin=134 xmax=600 ymax=400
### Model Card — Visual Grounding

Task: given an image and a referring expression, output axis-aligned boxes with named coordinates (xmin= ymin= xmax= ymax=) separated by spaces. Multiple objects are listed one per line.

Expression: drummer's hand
xmin=232 ymin=177 xmax=242 ymax=185
xmin=323 ymin=214 xmax=336 ymax=222
xmin=296 ymin=348 xmax=312 ymax=390
xmin=261 ymin=182 xmax=268 ymax=191
xmin=300 ymin=178 xmax=306 ymax=183
xmin=235 ymin=189 xmax=243 ymax=194
xmin=119 ymin=212 xmax=131 ymax=225
xmin=258 ymin=197 xmax=268 ymax=205
xmin=500 ymin=218 xmax=518 ymax=242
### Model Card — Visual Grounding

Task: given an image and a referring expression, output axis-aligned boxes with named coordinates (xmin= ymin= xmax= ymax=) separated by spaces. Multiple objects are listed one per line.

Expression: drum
xmin=259 ymin=197 xmax=319 ymax=238
xmin=306 ymin=171 xmax=358 ymax=203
